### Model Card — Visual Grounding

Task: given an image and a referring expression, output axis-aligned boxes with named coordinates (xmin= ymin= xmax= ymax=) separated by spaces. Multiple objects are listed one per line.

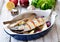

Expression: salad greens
xmin=31 ymin=0 xmax=56 ymax=10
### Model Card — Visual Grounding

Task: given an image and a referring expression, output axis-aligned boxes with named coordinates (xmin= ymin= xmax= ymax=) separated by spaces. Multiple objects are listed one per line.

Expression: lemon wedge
xmin=6 ymin=1 xmax=15 ymax=11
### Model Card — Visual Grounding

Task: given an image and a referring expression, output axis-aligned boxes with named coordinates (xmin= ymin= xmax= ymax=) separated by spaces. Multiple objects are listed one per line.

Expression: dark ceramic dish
xmin=4 ymin=10 xmax=57 ymax=41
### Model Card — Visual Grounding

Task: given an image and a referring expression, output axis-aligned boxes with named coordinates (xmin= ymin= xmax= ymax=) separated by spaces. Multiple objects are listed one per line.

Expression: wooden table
xmin=0 ymin=0 xmax=60 ymax=42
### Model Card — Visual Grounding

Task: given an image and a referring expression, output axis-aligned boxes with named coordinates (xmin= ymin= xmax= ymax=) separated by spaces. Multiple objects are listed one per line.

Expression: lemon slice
xmin=6 ymin=1 xmax=15 ymax=11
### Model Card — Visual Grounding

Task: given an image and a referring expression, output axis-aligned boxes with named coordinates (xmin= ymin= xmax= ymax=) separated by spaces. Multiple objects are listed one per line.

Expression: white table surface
xmin=0 ymin=0 xmax=60 ymax=42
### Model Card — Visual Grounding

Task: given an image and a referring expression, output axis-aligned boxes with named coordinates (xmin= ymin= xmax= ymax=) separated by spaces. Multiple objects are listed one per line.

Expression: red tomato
xmin=20 ymin=0 xmax=29 ymax=8
xmin=9 ymin=0 xmax=18 ymax=6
